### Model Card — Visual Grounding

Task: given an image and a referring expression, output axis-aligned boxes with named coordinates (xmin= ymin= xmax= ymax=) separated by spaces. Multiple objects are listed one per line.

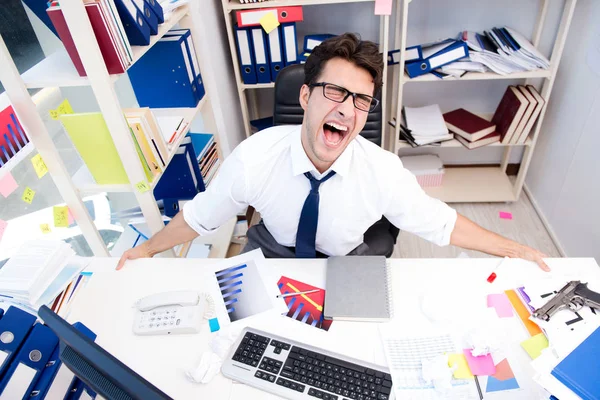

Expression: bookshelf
xmin=221 ymin=0 xmax=390 ymax=145
xmin=0 ymin=0 xmax=231 ymax=257
xmin=389 ymin=0 xmax=577 ymax=203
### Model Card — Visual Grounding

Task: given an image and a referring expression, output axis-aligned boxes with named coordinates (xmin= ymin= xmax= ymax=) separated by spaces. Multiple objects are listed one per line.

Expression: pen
xmin=277 ymin=289 xmax=319 ymax=298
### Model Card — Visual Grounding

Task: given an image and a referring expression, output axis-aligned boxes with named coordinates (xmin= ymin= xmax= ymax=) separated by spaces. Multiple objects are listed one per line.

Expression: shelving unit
xmin=221 ymin=0 xmax=390 ymax=145
xmin=0 ymin=0 xmax=231 ymax=257
xmin=389 ymin=0 xmax=577 ymax=202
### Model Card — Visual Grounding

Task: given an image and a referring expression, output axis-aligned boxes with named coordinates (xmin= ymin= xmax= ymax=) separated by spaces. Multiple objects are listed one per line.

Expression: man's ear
xmin=299 ymin=84 xmax=310 ymax=111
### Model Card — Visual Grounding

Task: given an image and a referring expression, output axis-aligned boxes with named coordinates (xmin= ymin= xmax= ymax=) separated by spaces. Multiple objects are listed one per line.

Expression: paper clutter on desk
xmin=486 ymin=358 xmax=520 ymax=392
xmin=521 ymin=333 xmax=549 ymax=360
xmin=463 ymin=349 xmax=496 ymax=376
xmin=447 ymin=353 xmax=473 ymax=379
xmin=422 ymin=354 xmax=454 ymax=391
xmin=487 ymin=293 xmax=514 ymax=318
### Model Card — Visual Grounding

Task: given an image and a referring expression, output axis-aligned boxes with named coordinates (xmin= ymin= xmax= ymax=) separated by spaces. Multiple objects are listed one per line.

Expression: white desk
xmin=67 ymin=257 xmax=600 ymax=399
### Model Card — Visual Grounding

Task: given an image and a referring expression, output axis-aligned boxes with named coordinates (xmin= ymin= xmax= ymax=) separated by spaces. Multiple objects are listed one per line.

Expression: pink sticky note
xmin=463 ymin=349 xmax=496 ymax=376
xmin=0 ymin=219 xmax=7 ymax=242
xmin=67 ymin=208 xmax=75 ymax=225
xmin=487 ymin=293 xmax=514 ymax=318
xmin=499 ymin=211 xmax=513 ymax=220
xmin=0 ymin=172 xmax=19 ymax=198
xmin=374 ymin=0 xmax=392 ymax=15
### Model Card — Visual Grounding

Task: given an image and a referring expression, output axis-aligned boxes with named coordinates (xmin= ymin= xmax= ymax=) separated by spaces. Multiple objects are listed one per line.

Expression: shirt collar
xmin=290 ymin=125 xmax=353 ymax=178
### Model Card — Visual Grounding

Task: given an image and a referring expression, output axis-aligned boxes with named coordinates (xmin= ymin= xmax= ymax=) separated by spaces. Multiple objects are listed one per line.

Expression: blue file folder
xmin=113 ymin=0 xmax=151 ymax=45
xmin=251 ymin=27 xmax=271 ymax=84
xmin=235 ymin=26 xmax=257 ymax=85
xmin=163 ymin=29 xmax=202 ymax=103
xmin=128 ymin=35 xmax=199 ymax=108
xmin=267 ymin=26 xmax=284 ymax=81
xmin=405 ymin=41 xmax=468 ymax=78
xmin=154 ymin=139 xmax=205 ymax=201
xmin=303 ymin=34 xmax=335 ymax=53
xmin=145 ymin=0 xmax=164 ymax=23
xmin=0 ymin=307 xmax=36 ymax=376
xmin=131 ymin=0 xmax=158 ymax=35
xmin=281 ymin=22 xmax=298 ymax=66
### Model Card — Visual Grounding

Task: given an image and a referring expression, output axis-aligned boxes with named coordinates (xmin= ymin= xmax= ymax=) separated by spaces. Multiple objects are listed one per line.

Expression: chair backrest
xmin=272 ymin=64 xmax=382 ymax=146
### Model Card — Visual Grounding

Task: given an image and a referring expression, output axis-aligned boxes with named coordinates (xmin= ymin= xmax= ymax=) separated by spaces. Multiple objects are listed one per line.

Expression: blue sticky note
xmin=209 ymin=318 xmax=220 ymax=332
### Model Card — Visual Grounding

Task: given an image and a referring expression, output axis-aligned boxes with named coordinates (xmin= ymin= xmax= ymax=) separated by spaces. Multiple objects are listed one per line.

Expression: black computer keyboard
xmin=222 ymin=328 xmax=394 ymax=400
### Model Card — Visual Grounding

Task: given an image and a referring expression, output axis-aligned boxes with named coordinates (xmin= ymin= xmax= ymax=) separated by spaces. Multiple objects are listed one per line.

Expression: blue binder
xmin=153 ymin=139 xmax=205 ymax=201
xmin=267 ymin=26 xmax=284 ymax=82
xmin=131 ymin=0 xmax=158 ymax=35
xmin=251 ymin=27 xmax=270 ymax=84
xmin=145 ymin=0 xmax=164 ymax=23
xmin=281 ymin=22 xmax=298 ymax=66
xmin=303 ymin=34 xmax=335 ymax=53
xmin=235 ymin=26 xmax=257 ymax=85
xmin=405 ymin=44 xmax=424 ymax=61
xmin=0 ymin=324 xmax=58 ymax=398
xmin=405 ymin=41 xmax=468 ymax=78
xmin=113 ymin=0 xmax=151 ymax=45
xmin=128 ymin=35 xmax=199 ymax=108
xmin=163 ymin=30 xmax=202 ymax=103
xmin=0 ymin=307 xmax=36 ymax=377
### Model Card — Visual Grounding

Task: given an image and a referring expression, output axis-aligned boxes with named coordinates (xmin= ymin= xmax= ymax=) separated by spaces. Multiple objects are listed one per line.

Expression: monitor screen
xmin=38 ymin=305 xmax=172 ymax=400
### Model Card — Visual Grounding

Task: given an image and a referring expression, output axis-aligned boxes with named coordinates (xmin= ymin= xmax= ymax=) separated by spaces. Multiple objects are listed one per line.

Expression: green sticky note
xmin=521 ymin=333 xmax=549 ymax=359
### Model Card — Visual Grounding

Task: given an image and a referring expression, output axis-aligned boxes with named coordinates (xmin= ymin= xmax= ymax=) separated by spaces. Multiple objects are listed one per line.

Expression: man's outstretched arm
xmin=116 ymin=212 xmax=199 ymax=270
xmin=450 ymin=213 xmax=550 ymax=271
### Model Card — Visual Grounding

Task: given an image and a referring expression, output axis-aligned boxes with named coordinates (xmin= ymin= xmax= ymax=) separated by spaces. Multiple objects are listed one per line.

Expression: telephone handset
xmin=132 ymin=291 xmax=214 ymax=336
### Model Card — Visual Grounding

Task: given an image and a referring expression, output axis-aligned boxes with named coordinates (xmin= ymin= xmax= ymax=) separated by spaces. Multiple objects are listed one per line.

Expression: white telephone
xmin=132 ymin=291 xmax=214 ymax=336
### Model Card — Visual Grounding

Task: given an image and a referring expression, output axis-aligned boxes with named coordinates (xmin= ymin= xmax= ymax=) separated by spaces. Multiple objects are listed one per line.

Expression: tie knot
xmin=304 ymin=171 xmax=336 ymax=192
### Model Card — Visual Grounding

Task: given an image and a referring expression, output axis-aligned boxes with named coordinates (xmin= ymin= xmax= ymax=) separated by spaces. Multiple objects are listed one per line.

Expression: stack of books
xmin=125 ymin=108 xmax=171 ymax=179
xmin=492 ymin=85 xmax=545 ymax=145
xmin=397 ymin=105 xmax=454 ymax=147
xmin=0 ymin=240 xmax=89 ymax=316
xmin=443 ymin=109 xmax=500 ymax=149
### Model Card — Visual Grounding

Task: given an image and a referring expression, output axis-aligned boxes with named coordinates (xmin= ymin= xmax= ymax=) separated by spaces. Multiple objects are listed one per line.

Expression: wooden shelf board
xmin=22 ymin=6 xmax=189 ymax=89
xmin=396 ymin=138 xmax=532 ymax=149
xmin=402 ymin=69 xmax=551 ymax=84
xmin=423 ymin=167 xmax=517 ymax=203
xmin=228 ymin=0 xmax=373 ymax=11
xmin=241 ymin=82 xmax=275 ymax=90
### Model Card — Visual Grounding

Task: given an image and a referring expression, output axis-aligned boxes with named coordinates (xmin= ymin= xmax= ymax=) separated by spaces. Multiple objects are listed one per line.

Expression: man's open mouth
xmin=323 ymin=122 xmax=348 ymax=146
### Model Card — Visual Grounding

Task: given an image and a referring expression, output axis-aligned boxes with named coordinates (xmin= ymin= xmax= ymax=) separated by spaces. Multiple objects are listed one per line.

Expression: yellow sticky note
xmin=22 ymin=187 xmax=35 ymax=204
xmin=53 ymin=206 xmax=69 ymax=227
xmin=448 ymin=353 xmax=473 ymax=379
xmin=40 ymin=223 xmax=51 ymax=234
xmin=31 ymin=154 xmax=48 ymax=179
xmin=259 ymin=12 xmax=280 ymax=34
xmin=135 ymin=180 xmax=150 ymax=193
xmin=50 ymin=99 xmax=74 ymax=120
xmin=521 ymin=333 xmax=549 ymax=360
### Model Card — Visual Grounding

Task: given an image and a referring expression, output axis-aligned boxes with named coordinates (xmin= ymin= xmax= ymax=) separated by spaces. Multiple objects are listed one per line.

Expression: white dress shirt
xmin=183 ymin=125 xmax=457 ymax=256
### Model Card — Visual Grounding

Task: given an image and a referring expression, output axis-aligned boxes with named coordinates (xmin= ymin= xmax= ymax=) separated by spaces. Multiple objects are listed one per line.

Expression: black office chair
xmin=272 ymin=64 xmax=399 ymax=257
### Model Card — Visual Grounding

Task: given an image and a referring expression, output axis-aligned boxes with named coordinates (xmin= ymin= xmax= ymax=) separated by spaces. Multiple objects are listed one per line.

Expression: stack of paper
xmin=401 ymin=105 xmax=453 ymax=146
xmin=0 ymin=240 xmax=89 ymax=312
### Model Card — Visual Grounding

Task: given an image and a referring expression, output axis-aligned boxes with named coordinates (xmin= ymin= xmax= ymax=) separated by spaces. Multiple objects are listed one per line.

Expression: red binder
xmin=236 ymin=6 xmax=303 ymax=28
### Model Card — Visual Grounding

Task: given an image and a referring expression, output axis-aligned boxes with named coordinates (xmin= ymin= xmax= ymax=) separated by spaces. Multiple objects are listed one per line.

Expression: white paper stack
xmin=403 ymin=105 xmax=453 ymax=145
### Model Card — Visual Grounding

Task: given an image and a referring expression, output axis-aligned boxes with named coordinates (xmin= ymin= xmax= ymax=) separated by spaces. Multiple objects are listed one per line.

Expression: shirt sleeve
xmin=383 ymin=156 xmax=457 ymax=246
xmin=183 ymin=145 xmax=248 ymax=235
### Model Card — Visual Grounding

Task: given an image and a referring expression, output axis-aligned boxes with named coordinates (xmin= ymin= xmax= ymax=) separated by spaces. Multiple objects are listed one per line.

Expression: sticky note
xmin=135 ymin=180 xmax=150 ymax=193
xmin=0 ymin=172 xmax=19 ymax=198
xmin=374 ymin=0 xmax=393 ymax=15
xmin=259 ymin=12 xmax=279 ymax=34
xmin=463 ymin=349 xmax=496 ymax=376
xmin=448 ymin=353 xmax=473 ymax=379
xmin=208 ymin=318 xmax=220 ymax=332
xmin=487 ymin=293 xmax=514 ymax=318
xmin=53 ymin=206 xmax=69 ymax=227
xmin=40 ymin=223 xmax=51 ymax=234
xmin=49 ymin=99 xmax=74 ymax=120
xmin=31 ymin=154 xmax=49 ymax=179
xmin=0 ymin=219 xmax=7 ymax=242
xmin=67 ymin=209 xmax=75 ymax=225
xmin=499 ymin=211 xmax=513 ymax=220
xmin=486 ymin=358 xmax=519 ymax=392
xmin=22 ymin=187 xmax=35 ymax=204
xmin=520 ymin=333 xmax=548 ymax=360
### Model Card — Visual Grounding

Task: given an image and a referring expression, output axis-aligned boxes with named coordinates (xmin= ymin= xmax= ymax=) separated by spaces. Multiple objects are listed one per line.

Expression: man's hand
xmin=515 ymin=244 xmax=550 ymax=272
xmin=116 ymin=242 xmax=153 ymax=270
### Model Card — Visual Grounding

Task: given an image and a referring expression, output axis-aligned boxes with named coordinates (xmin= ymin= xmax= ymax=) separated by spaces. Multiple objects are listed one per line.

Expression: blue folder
xmin=163 ymin=29 xmax=202 ymax=103
xmin=154 ymin=139 xmax=205 ymax=201
xmin=281 ymin=22 xmax=298 ymax=66
xmin=0 ymin=307 xmax=37 ymax=377
xmin=266 ymin=26 xmax=284 ymax=82
xmin=250 ymin=27 xmax=271 ymax=84
xmin=128 ymin=35 xmax=199 ymax=108
xmin=235 ymin=26 xmax=257 ymax=85
xmin=303 ymin=34 xmax=335 ymax=53
xmin=0 ymin=323 xmax=58 ymax=398
xmin=145 ymin=0 xmax=164 ymax=23
xmin=113 ymin=0 xmax=151 ymax=45
xmin=405 ymin=41 xmax=468 ymax=78
xmin=132 ymin=0 xmax=158 ymax=35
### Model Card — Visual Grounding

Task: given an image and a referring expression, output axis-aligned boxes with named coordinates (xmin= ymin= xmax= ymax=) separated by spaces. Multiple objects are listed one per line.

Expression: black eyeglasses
xmin=308 ymin=82 xmax=379 ymax=113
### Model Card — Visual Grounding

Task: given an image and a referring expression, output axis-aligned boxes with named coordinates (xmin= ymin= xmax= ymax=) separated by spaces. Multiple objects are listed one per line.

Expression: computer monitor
xmin=38 ymin=305 xmax=172 ymax=400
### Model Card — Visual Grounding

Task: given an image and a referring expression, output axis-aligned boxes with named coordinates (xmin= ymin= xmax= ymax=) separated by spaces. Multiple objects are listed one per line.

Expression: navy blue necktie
xmin=295 ymin=170 xmax=336 ymax=258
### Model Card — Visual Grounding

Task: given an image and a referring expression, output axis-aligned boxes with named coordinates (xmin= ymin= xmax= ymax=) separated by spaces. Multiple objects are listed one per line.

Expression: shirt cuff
xmin=440 ymin=207 xmax=458 ymax=246
xmin=182 ymin=199 xmax=218 ymax=236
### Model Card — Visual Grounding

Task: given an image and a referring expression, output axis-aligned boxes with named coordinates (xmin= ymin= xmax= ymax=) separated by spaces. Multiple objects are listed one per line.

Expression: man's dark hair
xmin=304 ymin=33 xmax=383 ymax=96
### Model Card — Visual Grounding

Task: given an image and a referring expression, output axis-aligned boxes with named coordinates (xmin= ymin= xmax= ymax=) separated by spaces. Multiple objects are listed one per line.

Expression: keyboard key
xmin=377 ymin=394 xmax=389 ymax=400
xmin=382 ymin=380 xmax=392 ymax=388
xmin=379 ymin=385 xmax=391 ymax=395
xmin=274 ymin=347 xmax=282 ymax=354
xmin=281 ymin=370 xmax=294 ymax=379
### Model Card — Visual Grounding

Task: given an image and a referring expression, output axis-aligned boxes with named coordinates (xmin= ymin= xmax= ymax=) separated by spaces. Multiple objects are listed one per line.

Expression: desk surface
xmin=67 ymin=257 xmax=600 ymax=400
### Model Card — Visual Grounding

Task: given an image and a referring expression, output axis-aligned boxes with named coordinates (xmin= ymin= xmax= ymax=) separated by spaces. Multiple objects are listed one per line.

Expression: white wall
xmin=526 ymin=0 xmax=600 ymax=260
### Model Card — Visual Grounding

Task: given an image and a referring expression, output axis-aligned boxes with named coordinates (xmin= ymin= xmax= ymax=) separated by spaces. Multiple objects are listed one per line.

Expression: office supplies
xmin=551 ymin=326 xmax=600 ymax=400
xmin=448 ymin=354 xmax=473 ymax=379
xmin=405 ymin=40 xmax=469 ymax=78
xmin=133 ymin=291 xmax=214 ymax=335
xmin=251 ymin=27 xmax=271 ymax=84
xmin=235 ymin=26 xmax=258 ymax=85
xmin=323 ymin=256 xmax=392 ymax=322
xmin=186 ymin=132 xmax=212 ymax=161
xmin=303 ymin=34 xmax=335 ymax=53
xmin=487 ymin=293 xmax=514 ymax=318
xmin=277 ymin=277 xmax=330 ymax=331
xmin=509 ymin=85 xmax=537 ymax=144
xmin=499 ymin=211 xmax=513 ymax=220
xmin=267 ymin=27 xmax=284 ymax=81
xmin=443 ymin=108 xmax=496 ymax=142
xmin=155 ymin=115 xmax=188 ymax=146
xmin=113 ymin=0 xmax=151 ymax=45
xmin=222 ymin=327 xmax=393 ymax=399
xmin=532 ymin=280 xmax=600 ymax=322
xmin=38 ymin=306 xmax=172 ymax=400
xmin=277 ymin=289 xmax=319 ymax=299
xmin=505 ymin=289 xmax=543 ymax=336
xmin=124 ymin=108 xmax=169 ymax=167
xmin=0 ymin=323 xmax=58 ymax=398
xmin=236 ymin=6 xmax=303 ymax=28
xmin=0 ymin=172 xmax=19 ymax=198
xmin=281 ymin=22 xmax=298 ymax=66
xmin=400 ymin=155 xmax=445 ymax=187
xmin=164 ymin=29 xmax=205 ymax=103
xmin=131 ymin=0 xmax=158 ymax=35
xmin=403 ymin=104 xmax=450 ymax=139
xmin=259 ymin=12 xmax=280 ymax=34
xmin=520 ymin=333 xmax=549 ymax=360
xmin=484 ymin=358 xmax=520 ymax=393
xmin=463 ymin=349 xmax=496 ymax=376
xmin=146 ymin=0 xmax=164 ymax=23
xmin=153 ymin=140 xmax=204 ymax=201
xmin=485 ymin=256 xmax=509 ymax=283
xmin=492 ymin=86 xmax=529 ymax=144
xmin=387 ymin=49 xmax=400 ymax=65
xmin=0 ymin=307 xmax=37 ymax=376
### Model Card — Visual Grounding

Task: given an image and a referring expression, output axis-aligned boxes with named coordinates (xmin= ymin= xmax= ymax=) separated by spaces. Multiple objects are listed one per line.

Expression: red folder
xmin=47 ymin=3 xmax=125 ymax=77
xmin=236 ymin=6 xmax=303 ymax=28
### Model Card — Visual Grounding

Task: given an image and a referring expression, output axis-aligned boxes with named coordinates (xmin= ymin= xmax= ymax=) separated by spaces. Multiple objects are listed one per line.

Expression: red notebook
xmin=443 ymin=108 xmax=496 ymax=142
xmin=491 ymin=86 xmax=529 ymax=144
xmin=47 ymin=3 xmax=125 ymax=77
xmin=455 ymin=131 xmax=500 ymax=149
